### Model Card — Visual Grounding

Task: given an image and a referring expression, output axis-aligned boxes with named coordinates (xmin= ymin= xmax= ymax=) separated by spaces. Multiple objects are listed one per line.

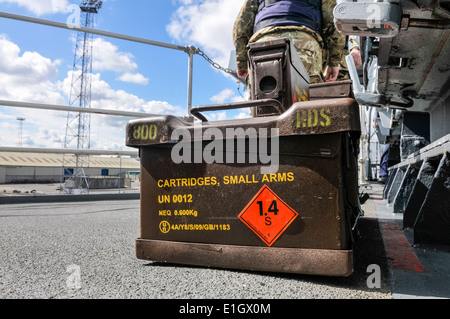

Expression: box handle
xmin=190 ymin=98 xmax=284 ymax=122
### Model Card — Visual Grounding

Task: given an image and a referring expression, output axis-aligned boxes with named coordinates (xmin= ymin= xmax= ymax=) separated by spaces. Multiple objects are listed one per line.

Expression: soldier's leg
xmin=288 ymin=32 xmax=323 ymax=83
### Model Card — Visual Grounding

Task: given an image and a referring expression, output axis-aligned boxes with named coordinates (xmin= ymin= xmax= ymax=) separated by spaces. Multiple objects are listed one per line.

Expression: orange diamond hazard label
xmin=238 ymin=185 xmax=298 ymax=247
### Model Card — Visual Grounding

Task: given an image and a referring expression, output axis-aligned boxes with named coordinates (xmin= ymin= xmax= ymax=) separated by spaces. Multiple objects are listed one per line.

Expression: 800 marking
xmin=133 ymin=124 xmax=157 ymax=140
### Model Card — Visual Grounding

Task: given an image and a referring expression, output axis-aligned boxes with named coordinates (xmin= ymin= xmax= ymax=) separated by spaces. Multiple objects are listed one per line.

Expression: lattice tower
xmin=61 ymin=0 xmax=102 ymax=194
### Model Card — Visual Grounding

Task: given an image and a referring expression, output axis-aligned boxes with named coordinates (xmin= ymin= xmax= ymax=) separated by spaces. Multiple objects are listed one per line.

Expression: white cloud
xmin=234 ymin=110 xmax=250 ymax=119
xmin=210 ymin=88 xmax=246 ymax=104
xmin=205 ymin=111 xmax=227 ymax=121
xmin=167 ymin=0 xmax=247 ymax=116
xmin=167 ymin=0 xmax=245 ymax=67
xmin=90 ymin=38 xmax=149 ymax=85
xmin=0 ymin=0 xmax=70 ymax=15
xmin=92 ymin=38 xmax=137 ymax=73
xmin=73 ymin=72 xmax=179 ymax=113
xmin=61 ymin=71 xmax=183 ymax=116
xmin=0 ymin=109 xmax=68 ymax=148
xmin=0 ymin=37 xmax=182 ymax=149
xmin=60 ymin=70 xmax=184 ymax=149
xmin=0 ymin=69 xmax=184 ymax=149
xmin=117 ymin=72 xmax=149 ymax=85
xmin=0 ymin=35 xmax=65 ymax=104
xmin=204 ymin=87 xmax=249 ymax=121
xmin=209 ymin=88 xmax=235 ymax=104
xmin=34 ymin=127 xmax=65 ymax=148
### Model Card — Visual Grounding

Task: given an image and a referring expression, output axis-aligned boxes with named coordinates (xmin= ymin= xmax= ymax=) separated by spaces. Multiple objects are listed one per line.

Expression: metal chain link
xmin=197 ymin=49 xmax=234 ymax=74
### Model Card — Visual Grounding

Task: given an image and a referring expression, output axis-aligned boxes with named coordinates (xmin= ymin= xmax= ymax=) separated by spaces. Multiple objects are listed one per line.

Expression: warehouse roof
xmin=0 ymin=152 xmax=140 ymax=169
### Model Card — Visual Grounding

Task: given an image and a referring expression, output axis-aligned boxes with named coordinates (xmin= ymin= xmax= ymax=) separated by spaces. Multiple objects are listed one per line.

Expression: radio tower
xmin=61 ymin=0 xmax=102 ymax=194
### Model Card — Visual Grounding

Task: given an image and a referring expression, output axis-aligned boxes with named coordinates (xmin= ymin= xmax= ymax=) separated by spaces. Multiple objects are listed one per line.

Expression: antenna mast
xmin=61 ymin=0 xmax=102 ymax=194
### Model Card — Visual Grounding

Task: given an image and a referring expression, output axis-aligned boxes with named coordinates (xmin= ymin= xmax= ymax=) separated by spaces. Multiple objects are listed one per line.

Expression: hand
xmin=350 ymin=48 xmax=362 ymax=68
xmin=237 ymin=69 xmax=248 ymax=79
xmin=325 ymin=66 xmax=339 ymax=82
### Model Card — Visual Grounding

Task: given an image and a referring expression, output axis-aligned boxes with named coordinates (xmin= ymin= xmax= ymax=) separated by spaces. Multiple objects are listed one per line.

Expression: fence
xmin=0 ymin=10 xmax=200 ymax=158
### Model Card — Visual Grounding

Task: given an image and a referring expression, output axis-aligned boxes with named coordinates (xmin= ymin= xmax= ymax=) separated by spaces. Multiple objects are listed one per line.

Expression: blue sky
xmin=0 ymin=0 xmax=247 ymax=151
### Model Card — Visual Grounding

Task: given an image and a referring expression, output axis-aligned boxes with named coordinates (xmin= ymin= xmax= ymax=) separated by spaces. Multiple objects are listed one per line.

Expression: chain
xmin=196 ymin=48 xmax=247 ymax=98
xmin=197 ymin=49 xmax=234 ymax=75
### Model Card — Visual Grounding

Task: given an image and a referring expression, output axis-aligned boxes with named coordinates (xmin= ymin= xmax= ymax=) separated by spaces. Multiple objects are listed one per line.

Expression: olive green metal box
xmin=126 ymin=97 xmax=361 ymax=276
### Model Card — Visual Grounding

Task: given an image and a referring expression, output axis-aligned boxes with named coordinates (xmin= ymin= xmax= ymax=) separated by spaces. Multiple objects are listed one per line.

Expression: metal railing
xmin=0 ymin=10 xmax=201 ymax=156
xmin=0 ymin=146 xmax=137 ymax=156
xmin=0 ymin=100 xmax=162 ymax=119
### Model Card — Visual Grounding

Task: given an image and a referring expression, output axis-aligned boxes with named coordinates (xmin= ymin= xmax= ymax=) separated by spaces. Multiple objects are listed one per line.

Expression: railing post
xmin=185 ymin=45 xmax=197 ymax=116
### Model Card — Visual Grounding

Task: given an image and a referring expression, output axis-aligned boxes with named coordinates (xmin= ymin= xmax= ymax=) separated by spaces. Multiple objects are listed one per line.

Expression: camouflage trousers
xmin=249 ymin=28 xmax=324 ymax=84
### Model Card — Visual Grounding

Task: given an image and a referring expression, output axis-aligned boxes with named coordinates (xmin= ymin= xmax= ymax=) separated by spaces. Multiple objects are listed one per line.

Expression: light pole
xmin=16 ymin=117 xmax=25 ymax=147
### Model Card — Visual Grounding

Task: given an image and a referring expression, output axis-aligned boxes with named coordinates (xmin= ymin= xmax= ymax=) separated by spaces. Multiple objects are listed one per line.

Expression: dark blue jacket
xmin=254 ymin=0 xmax=322 ymax=34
